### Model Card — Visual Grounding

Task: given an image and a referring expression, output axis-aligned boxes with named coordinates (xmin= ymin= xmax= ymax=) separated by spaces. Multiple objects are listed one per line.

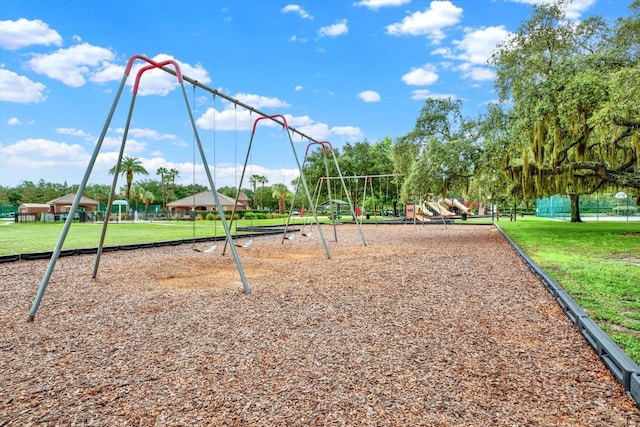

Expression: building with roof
xmin=47 ymin=193 xmax=99 ymax=214
xmin=167 ymin=190 xmax=251 ymax=213
xmin=18 ymin=203 xmax=51 ymax=215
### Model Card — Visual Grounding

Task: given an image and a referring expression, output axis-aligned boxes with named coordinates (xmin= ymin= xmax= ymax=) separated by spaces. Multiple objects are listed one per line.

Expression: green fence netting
xmin=536 ymin=193 xmax=638 ymax=220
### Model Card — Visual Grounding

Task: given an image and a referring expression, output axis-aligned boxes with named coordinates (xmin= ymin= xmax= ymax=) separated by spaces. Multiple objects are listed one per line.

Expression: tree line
xmin=393 ymin=1 xmax=639 ymax=221
xmin=1 ymin=2 xmax=638 ymax=221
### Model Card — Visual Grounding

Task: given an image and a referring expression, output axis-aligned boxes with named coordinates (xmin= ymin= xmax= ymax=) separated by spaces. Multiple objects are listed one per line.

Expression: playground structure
xmin=304 ymin=174 xmax=402 ymax=220
xmin=284 ymin=142 xmax=367 ymax=246
xmin=26 ymin=54 xmax=350 ymax=321
xmin=405 ymin=197 xmax=473 ymax=222
xmin=225 ymin=117 xmax=336 ymax=258
xmin=426 ymin=200 xmax=455 ymax=217
xmin=443 ymin=198 xmax=472 ymax=215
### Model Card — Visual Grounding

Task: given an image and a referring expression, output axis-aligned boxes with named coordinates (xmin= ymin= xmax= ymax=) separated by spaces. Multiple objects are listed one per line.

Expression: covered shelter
xmin=167 ymin=190 xmax=250 ymax=214
xmin=18 ymin=203 xmax=50 ymax=215
xmin=48 ymin=193 xmax=99 ymax=214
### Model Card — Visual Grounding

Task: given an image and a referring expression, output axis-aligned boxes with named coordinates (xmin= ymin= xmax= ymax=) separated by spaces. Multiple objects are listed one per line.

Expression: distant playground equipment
xmin=426 ymin=199 xmax=455 ymax=217
xmin=407 ymin=199 xmax=455 ymax=219
xmin=284 ymin=141 xmax=366 ymax=246
xmin=406 ymin=197 xmax=473 ymax=221
xmin=443 ymin=198 xmax=472 ymax=215
xmin=225 ymin=115 xmax=331 ymax=258
xmin=311 ymin=173 xmax=402 ymax=222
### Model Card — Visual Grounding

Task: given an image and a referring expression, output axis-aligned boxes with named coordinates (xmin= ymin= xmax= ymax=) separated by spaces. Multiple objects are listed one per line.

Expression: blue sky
xmin=0 ymin=0 xmax=631 ymax=190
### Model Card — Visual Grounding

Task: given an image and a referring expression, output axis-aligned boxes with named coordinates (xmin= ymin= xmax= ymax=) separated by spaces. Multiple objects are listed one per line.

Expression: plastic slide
xmin=416 ymin=204 xmax=434 ymax=216
xmin=443 ymin=198 xmax=472 ymax=215
xmin=427 ymin=201 xmax=455 ymax=216
xmin=452 ymin=199 xmax=471 ymax=214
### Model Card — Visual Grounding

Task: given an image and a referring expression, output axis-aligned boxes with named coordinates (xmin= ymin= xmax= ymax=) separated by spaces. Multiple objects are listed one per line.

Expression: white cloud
xmin=56 ymin=128 xmax=92 ymax=138
xmin=331 ymin=126 xmax=364 ymax=141
xmin=428 ymin=26 xmax=508 ymax=82
xmin=7 ymin=117 xmax=21 ymax=125
xmin=101 ymin=135 xmax=147 ymax=153
xmin=452 ymin=26 xmax=511 ymax=65
xmin=26 ymin=43 xmax=116 ymax=87
xmin=234 ymin=93 xmax=291 ymax=109
xmin=318 ymin=19 xmax=349 ymax=38
xmin=195 ymin=105 xmax=258 ymax=132
xmin=284 ymin=114 xmax=315 ymax=128
xmin=459 ymin=66 xmax=495 ymax=81
xmin=506 ymin=0 xmax=596 ymax=20
xmin=2 ymin=138 xmax=89 ymax=163
xmin=116 ymin=128 xmax=178 ymax=141
xmin=411 ymin=89 xmax=458 ymax=101
xmin=126 ymin=54 xmax=212 ymax=96
xmin=90 ymin=62 xmax=125 ymax=83
xmin=294 ymin=85 xmax=303 ymax=91
xmin=0 ymin=68 xmax=47 ymax=103
xmin=353 ymin=0 xmax=410 ymax=10
xmin=0 ymin=18 xmax=62 ymax=50
xmin=401 ymin=64 xmax=439 ymax=86
xmin=281 ymin=4 xmax=313 ymax=19
xmin=358 ymin=90 xmax=381 ymax=102
xmin=295 ymin=121 xmax=332 ymax=141
xmin=385 ymin=1 xmax=463 ymax=43
xmin=194 ymin=97 xmax=291 ymax=133
xmin=195 ymin=110 xmax=364 ymax=143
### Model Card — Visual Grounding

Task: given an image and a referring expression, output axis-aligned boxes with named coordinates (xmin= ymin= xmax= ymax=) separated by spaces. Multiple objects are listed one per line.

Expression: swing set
xmin=27 ymin=54 xmax=360 ymax=321
xmin=283 ymin=141 xmax=367 ymax=246
xmin=224 ymin=116 xmax=332 ymax=258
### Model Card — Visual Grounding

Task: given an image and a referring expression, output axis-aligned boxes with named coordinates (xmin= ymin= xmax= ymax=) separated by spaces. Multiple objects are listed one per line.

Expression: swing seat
xmin=203 ymin=243 xmax=217 ymax=253
xmin=193 ymin=243 xmax=217 ymax=253
xmin=236 ymin=239 xmax=253 ymax=248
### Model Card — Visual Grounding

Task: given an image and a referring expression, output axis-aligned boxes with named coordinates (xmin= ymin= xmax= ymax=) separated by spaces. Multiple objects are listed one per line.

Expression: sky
xmin=0 ymin=0 xmax=632 ymax=191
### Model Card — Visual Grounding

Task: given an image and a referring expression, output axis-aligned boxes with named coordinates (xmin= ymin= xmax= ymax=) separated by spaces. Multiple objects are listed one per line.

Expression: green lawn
xmin=0 ymin=218 xmax=295 ymax=254
xmin=498 ymin=216 xmax=640 ymax=363
xmin=2 ymin=215 xmax=639 ymax=363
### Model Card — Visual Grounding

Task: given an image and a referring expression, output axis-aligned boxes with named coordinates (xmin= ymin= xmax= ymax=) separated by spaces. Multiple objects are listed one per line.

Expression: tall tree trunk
xmin=570 ymin=193 xmax=582 ymax=222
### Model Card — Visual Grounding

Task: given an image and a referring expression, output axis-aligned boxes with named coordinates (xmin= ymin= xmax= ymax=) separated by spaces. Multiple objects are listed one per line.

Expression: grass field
xmin=2 ymin=215 xmax=639 ymax=363
xmin=498 ymin=216 xmax=640 ymax=363
xmin=0 ymin=218 xmax=295 ymax=254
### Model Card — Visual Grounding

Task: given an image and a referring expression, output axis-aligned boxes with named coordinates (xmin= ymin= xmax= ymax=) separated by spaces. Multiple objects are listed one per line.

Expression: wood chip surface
xmin=1 ymin=224 xmax=639 ymax=426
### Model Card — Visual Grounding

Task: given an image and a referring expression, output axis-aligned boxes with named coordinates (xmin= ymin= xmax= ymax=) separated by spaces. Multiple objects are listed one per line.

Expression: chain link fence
xmin=536 ymin=193 xmax=639 ymax=220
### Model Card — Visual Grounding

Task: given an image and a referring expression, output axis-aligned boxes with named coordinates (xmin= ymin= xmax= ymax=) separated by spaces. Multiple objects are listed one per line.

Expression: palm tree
xmin=256 ymin=175 xmax=269 ymax=209
xmin=131 ymin=184 xmax=145 ymax=212
xmin=271 ymin=183 xmax=291 ymax=214
xmin=109 ymin=155 xmax=149 ymax=206
xmin=249 ymin=174 xmax=260 ymax=208
xmin=143 ymin=191 xmax=155 ymax=217
xmin=156 ymin=167 xmax=169 ymax=209
xmin=169 ymin=168 xmax=180 ymax=200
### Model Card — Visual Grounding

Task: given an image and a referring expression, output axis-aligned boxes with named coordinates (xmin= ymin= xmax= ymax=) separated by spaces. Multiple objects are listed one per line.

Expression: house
xmin=167 ymin=190 xmax=251 ymax=213
xmin=17 ymin=193 xmax=99 ymax=222
xmin=18 ymin=203 xmax=51 ymax=215
xmin=47 ymin=193 xmax=99 ymax=214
